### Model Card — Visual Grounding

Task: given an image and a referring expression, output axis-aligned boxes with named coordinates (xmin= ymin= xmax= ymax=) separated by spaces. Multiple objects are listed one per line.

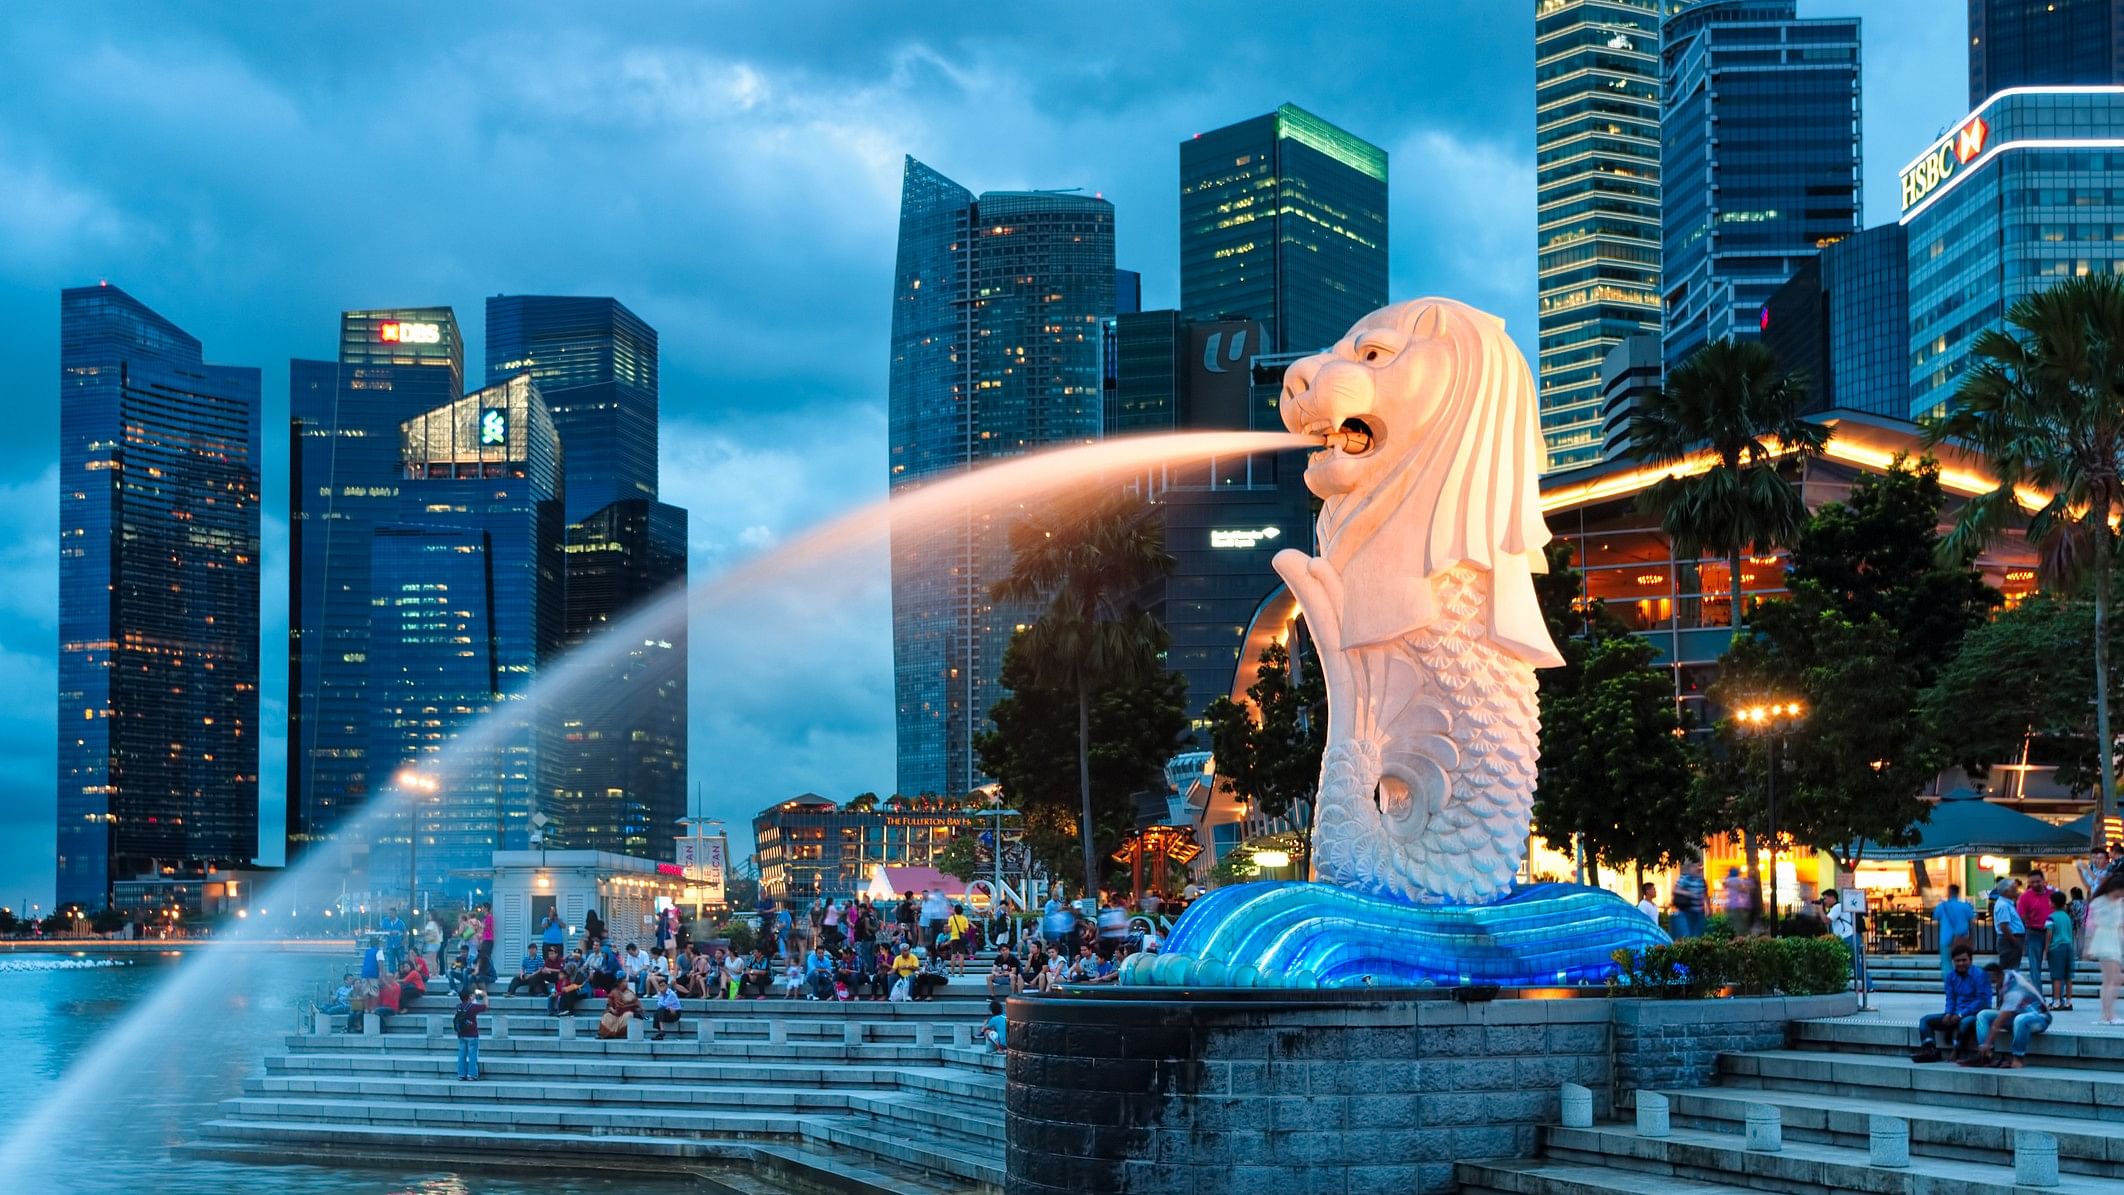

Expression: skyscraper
xmin=1660 ymin=0 xmax=1861 ymax=373
xmin=288 ymin=308 xmax=464 ymax=857
xmin=1179 ymin=104 xmax=1388 ymax=354
xmin=487 ymin=293 xmax=688 ymax=860
xmin=1533 ymin=0 xmax=1664 ymax=471
xmin=58 ymin=283 xmax=260 ymax=909
xmin=888 ymin=157 xmax=1115 ymax=799
xmin=1759 ymin=221 xmax=1909 ymax=418
xmin=368 ymin=375 xmax=563 ymax=904
xmin=1970 ymin=0 xmax=2124 ymax=106
xmin=553 ymin=498 xmax=688 ymax=858
xmin=1109 ymin=312 xmax=1313 ymax=727
xmin=485 ymin=295 xmax=657 ymax=524
xmin=1904 ymin=87 xmax=2124 ymax=417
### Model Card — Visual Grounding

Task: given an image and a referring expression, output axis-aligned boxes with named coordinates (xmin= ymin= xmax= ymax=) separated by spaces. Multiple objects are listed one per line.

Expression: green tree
xmin=1710 ymin=460 xmax=1997 ymax=871
xmin=975 ymin=640 xmax=1189 ymax=892
xmin=1533 ymin=543 xmax=1701 ymax=881
xmin=1923 ymin=593 xmax=2105 ymax=796
xmin=990 ymin=489 xmax=1177 ymax=904
xmin=1202 ymin=636 xmax=1326 ymax=876
xmin=1923 ymin=275 xmax=2124 ymax=846
xmin=1622 ymin=337 xmax=1829 ymax=897
xmin=934 ymin=833 xmax=980 ymax=882
xmin=844 ymin=792 xmax=879 ymax=813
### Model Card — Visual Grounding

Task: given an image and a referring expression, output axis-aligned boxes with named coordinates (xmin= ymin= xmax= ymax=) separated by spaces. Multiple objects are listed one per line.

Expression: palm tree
xmin=1923 ymin=275 xmax=2124 ymax=848
xmin=992 ymin=489 xmax=1175 ymax=909
xmin=1623 ymin=337 xmax=1830 ymax=914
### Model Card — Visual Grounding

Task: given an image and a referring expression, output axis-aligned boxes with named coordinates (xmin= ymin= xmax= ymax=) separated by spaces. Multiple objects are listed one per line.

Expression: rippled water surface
xmin=0 ymin=948 xmax=694 ymax=1192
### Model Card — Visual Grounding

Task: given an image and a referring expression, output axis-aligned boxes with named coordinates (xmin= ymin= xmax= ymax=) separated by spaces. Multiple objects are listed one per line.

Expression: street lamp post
xmin=1735 ymin=700 xmax=1806 ymax=929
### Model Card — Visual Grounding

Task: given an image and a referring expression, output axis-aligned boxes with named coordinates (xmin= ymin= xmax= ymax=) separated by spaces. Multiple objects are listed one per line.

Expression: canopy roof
xmin=1861 ymin=791 xmax=2088 ymax=861
xmin=861 ymin=865 xmax=972 ymax=902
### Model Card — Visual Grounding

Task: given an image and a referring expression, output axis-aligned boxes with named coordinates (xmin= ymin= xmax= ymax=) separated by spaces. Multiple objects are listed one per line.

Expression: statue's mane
xmin=1314 ymin=298 xmax=1560 ymax=666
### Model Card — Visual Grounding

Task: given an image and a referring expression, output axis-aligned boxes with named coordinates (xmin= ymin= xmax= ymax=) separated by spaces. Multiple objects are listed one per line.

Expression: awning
xmin=1860 ymin=790 xmax=2091 ymax=861
xmin=861 ymin=865 xmax=973 ymax=902
xmin=2059 ymin=812 xmax=2123 ymax=848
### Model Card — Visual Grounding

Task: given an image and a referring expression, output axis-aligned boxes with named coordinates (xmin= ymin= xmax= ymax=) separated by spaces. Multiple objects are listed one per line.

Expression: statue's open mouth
xmin=1309 ymin=416 xmax=1379 ymax=458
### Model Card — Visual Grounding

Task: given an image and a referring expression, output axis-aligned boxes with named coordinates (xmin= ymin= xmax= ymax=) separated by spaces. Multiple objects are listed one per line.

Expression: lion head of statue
xmin=1278 ymin=297 xmax=1561 ymax=666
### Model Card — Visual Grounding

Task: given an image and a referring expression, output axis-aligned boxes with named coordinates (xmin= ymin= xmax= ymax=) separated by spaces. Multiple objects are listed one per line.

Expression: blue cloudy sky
xmin=0 ymin=2 xmax=1964 ymax=903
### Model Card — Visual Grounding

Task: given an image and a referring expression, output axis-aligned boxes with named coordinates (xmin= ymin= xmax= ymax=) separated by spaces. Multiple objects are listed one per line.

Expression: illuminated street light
xmin=1733 ymin=697 xmax=1807 ymax=925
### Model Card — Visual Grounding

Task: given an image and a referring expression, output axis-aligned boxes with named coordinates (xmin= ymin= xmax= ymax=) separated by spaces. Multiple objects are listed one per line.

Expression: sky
xmin=0 ymin=1 xmax=1966 ymax=906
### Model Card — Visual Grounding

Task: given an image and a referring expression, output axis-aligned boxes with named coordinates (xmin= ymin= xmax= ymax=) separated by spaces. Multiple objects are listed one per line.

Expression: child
xmin=454 ymin=988 xmax=488 ymax=1081
xmin=781 ymin=959 xmax=805 ymax=999
xmin=2048 ymin=889 xmax=2077 ymax=1011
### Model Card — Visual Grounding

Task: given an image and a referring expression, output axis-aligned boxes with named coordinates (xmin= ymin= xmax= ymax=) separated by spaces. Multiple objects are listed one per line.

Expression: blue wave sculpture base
xmin=1119 ymin=881 xmax=1671 ymax=990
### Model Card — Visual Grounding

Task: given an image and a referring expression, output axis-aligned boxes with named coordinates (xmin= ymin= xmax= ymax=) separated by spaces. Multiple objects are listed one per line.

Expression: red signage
xmin=379 ymin=321 xmax=402 ymax=342
xmin=654 ymin=863 xmax=685 ymax=877
xmin=1953 ymin=116 xmax=1989 ymax=165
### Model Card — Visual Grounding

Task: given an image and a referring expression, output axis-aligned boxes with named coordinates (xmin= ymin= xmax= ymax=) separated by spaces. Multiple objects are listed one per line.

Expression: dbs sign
xmin=1899 ymin=116 xmax=1989 ymax=213
xmin=378 ymin=320 xmax=442 ymax=345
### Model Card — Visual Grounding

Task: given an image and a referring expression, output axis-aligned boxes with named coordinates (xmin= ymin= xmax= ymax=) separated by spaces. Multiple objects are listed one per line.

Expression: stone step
xmin=803 ymin=1116 xmax=1005 ymax=1190
xmin=1455 ymin=1158 xmax=1763 ymax=1195
xmin=234 ymin=1072 xmax=1005 ymax=1140
xmin=1540 ymin=1123 xmax=2118 ymax=1195
xmin=327 ymin=1011 xmax=992 ymax=1043
xmin=1717 ymin=1048 xmax=2124 ymax=1124
xmin=183 ymin=1121 xmax=991 ymax=1195
xmin=264 ymin=1051 xmax=1004 ymax=1099
xmin=1657 ymin=1085 xmax=2124 ymax=1178
xmin=1788 ymin=1016 xmax=2124 ymax=1070
xmin=285 ymin=1034 xmax=970 ymax=1066
xmin=218 ymin=1096 xmax=799 ymax=1137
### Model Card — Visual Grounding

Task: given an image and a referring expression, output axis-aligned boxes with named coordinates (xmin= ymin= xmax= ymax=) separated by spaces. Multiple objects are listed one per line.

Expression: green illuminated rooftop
xmin=1274 ymin=103 xmax=1388 ymax=181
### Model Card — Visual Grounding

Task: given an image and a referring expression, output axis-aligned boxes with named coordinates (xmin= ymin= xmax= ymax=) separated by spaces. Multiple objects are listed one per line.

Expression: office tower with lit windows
xmin=58 ymin=283 xmax=261 ymax=910
xmin=1533 ymin=0 xmax=1664 ymax=470
xmin=1660 ymin=0 xmax=1861 ymax=373
xmin=1179 ymin=104 xmax=1388 ymax=354
xmin=1903 ymin=86 xmax=2124 ymax=417
xmin=887 ymin=156 xmax=1115 ymax=799
xmin=367 ymin=376 xmax=564 ymax=904
xmin=484 ymin=295 xmax=657 ymax=524
xmin=1970 ymin=0 xmax=2124 ymax=106
xmin=487 ymin=293 xmax=689 ymax=859
xmin=553 ymin=498 xmax=688 ymax=858
xmin=1759 ymin=221 xmax=1909 ymax=418
xmin=288 ymin=308 xmax=464 ymax=858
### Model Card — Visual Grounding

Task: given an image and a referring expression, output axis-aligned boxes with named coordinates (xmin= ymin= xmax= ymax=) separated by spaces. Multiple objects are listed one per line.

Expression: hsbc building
xmin=1904 ymin=86 xmax=2124 ymax=418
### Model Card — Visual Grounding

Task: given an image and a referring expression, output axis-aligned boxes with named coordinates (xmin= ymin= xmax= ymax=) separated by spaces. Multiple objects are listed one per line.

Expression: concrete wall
xmin=1004 ymin=989 xmax=1856 ymax=1195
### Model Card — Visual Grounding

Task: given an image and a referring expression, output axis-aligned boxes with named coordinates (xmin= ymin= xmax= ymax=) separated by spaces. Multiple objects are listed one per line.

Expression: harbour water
xmin=0 ymin=947 xmax=692 ymax=1193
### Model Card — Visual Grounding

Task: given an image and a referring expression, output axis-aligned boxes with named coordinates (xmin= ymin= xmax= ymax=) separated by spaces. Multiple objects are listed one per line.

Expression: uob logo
xmin=1201 ymin=328 xmax=1250 ymax=374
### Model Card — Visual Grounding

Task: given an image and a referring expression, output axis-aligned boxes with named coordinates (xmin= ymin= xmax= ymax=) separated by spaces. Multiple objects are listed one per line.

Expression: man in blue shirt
xmin=1933 ymin=885 xmax=1975 ymax=979
xmin=1911 ymin=944 xmax=1989 ymax=1062
xmin=540 ymin=911 xmax=566 ymax=951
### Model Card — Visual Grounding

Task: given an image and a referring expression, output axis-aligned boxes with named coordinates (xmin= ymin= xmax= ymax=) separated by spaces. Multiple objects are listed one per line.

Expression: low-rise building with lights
xmin=486 ymin=849 xmax=694 ymax=965
xmin=752 ymin=794 xmax=983 ymax=903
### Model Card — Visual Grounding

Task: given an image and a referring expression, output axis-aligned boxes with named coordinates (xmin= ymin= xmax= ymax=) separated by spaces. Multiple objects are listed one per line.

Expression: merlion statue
xmin=1126 ymin=299 xmax=1668 ymax=990
xmin=1274 ymin=297 xmax=1560 ymax=905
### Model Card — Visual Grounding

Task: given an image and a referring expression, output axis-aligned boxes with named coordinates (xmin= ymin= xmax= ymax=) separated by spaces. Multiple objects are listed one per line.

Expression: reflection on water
xmin=0 ymin=949 xmax=689 ymax=1192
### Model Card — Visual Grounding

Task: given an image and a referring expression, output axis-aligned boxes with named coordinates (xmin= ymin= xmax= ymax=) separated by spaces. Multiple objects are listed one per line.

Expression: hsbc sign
xmin=1900 ymin=115 xmax=1989 ymax=213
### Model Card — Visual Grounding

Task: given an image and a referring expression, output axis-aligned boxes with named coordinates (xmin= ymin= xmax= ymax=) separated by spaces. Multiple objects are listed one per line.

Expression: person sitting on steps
xmin=1961 ymin=962 xmax=2051 ymax=1069
xmin=1911 ymin=943 xmax=1988 ymax=1062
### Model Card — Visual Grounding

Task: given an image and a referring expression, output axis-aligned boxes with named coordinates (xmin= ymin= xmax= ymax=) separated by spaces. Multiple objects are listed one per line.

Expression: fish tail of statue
xmin=1308 ymin=738 xmax=1383 ymax=892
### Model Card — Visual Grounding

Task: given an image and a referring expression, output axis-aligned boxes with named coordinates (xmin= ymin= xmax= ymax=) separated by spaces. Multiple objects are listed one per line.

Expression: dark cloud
xmin=0 ymin=2 xmax=1961 ymax=899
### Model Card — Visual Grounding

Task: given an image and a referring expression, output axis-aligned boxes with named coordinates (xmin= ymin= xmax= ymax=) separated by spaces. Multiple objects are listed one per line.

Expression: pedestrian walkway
xmin=1459 ymin=992 xmax=2124 ymax=1193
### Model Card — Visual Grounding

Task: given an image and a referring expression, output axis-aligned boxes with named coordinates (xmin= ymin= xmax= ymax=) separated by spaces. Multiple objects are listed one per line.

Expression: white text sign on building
xmin=1209 ymin=526 xmax=1282 ymax=549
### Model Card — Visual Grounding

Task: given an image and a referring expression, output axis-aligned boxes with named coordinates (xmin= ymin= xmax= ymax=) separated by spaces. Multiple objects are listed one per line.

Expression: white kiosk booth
xmin=487 ymin=850 xmax=694 ymax=966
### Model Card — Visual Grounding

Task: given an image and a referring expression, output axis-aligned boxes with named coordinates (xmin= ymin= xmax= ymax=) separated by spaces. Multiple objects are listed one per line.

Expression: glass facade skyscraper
xmin=368 ymin=375 xmax=563 ymax=904
xmin=1108 ymin=314 xmax=1313 ymax=727
xmin=554 ymin=498 xmax=688 ymax=858
xmin=1660 ymin=0 xmax=1861 ymax=373
xmin=484 ymin=295 xmax=657 ymax=524
xmin=1970 ymin=0 xmax=2124 ymax=107
xmin=288 ymin=308 xmax=464 ymax=857
xmin=888 ymin=157 xmax=1115 ymax=799
xmin=1533 ymin=0 xmax=1664 ymax=471
xmin=1760 ymin=221 xmax=1910 ymax=418
xmin=58 ymin=284 xmax=260 ymax=910
xmin=1179 ymin=104 xmax=1388 ymax=354
xmin=1904 ymin=87 xmax=2124 ymax=417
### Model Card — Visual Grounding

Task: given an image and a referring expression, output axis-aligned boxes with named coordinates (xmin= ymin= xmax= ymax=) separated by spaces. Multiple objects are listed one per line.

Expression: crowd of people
xmin=1909 ymin=848 xmax=2124 ymax=1067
